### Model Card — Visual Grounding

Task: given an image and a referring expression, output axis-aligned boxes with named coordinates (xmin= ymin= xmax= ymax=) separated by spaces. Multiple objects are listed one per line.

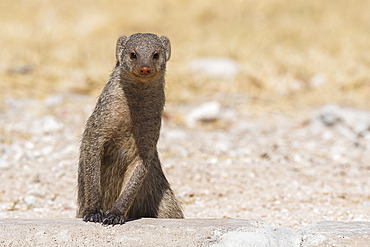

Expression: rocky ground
xmin=0 ymin=92 xmax=369 ymax=230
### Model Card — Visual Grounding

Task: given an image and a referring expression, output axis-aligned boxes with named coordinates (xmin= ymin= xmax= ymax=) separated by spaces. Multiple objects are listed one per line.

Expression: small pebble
xmin=0 ymin=159 xmax=10 ymax=169
xmin=189 ymin=57 xmax=239 ymax=79
xmin=186 ymin=101 xmax=221 ymax=127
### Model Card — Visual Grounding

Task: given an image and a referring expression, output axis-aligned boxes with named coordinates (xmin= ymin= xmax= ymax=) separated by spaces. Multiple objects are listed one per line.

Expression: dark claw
xmin=103 ymin=217 xmax=110 ymax=225
xmin=102 ymin=211 xmax=126 ymax=226
xmin=113 ymin=218 xmax=119 ymax=225
xmin=82 ymin=209 xmax=104 ymax=223
xmin=91 ymin=214 xmax=102 ymax=222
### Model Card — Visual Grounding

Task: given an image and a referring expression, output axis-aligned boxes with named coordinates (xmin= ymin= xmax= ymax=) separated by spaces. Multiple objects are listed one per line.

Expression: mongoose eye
xmin=130 ymin=52 xmax=137 ymax=60
xmin=153 ymin=53 xmax=159 ymax=60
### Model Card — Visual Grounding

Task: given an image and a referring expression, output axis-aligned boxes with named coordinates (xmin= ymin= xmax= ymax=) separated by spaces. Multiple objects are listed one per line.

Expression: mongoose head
xmin=115 ymin=33 xmax=171 ymax=83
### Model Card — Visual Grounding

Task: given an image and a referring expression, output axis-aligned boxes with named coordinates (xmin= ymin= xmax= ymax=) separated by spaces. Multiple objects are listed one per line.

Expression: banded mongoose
xmin=77 ymin=33 xmax=184 ymax=225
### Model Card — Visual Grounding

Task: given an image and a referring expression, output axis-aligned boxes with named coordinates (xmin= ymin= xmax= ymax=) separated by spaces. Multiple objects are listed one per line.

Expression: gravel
xmin=0 ymin=93 xmax=369 ymax=229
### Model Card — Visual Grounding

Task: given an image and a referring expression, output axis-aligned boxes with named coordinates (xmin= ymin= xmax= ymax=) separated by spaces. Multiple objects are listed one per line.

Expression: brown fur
xmin=77 ymin=33 xmax=183 ymax=225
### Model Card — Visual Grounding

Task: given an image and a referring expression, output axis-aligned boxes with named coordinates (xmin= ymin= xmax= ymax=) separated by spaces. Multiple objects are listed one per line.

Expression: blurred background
xmin=1 ymin=0 xmax=369 ymax=109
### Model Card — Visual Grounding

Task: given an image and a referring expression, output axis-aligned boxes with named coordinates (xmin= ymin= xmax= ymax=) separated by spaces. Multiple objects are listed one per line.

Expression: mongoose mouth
xmin=133 ymin=72 xmax=156 ymax=81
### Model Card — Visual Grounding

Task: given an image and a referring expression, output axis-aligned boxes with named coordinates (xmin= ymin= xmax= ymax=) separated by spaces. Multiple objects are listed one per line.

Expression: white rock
xmin=186 ymin=101 xmax=221 ymax=127
xmin=41 ymin=146 xmax=53 ymax=156
xmin=230 ymin=147 xmax=251 ymax=157
xmin=214 ymin=141 xmax=231 ymax=154
xmin=311 ymin=104 xmax=370 ymax=135
xmin=43 ymin=94 xmax=64 ymax=107
xmin=315 ymin=104 xmax=341 ymax=127
xmin=310 ymin=73 xmax=327 ymax=88
xmin=189 ymin=57 xmax=239 ymax=79
xmin=25 ymin=141 xmax=35 ymax=150
xmin=24 ymin=195 xmax=36 ymax=206
xmin=163 ymin=129 xmax=187 ymax=141
xmin=0 ymin=159 xmax=10 ymax=169
xmin=212 ymin=226 xmax=301 ymax=247
xmin=5 ymin=97 xmax=39 ymax=118
xmin=5 ymin=97 xmax=38 ymax=110
xmin=28 ymin=189 xmax=45 ymax=198
xmin=32 ymin=115 xmax=62 ymax=134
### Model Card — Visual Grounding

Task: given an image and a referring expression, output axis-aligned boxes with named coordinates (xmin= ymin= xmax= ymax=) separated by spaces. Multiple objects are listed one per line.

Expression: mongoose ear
xmin=116 ymin=35 xmax=127 ymax=64
xmin=160 ymin=36 xmax=171 ymax=61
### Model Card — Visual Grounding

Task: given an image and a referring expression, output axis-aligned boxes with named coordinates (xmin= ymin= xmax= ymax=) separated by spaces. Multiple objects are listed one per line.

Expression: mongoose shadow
xmin=77 ymin=33 xmax=184 ymax=225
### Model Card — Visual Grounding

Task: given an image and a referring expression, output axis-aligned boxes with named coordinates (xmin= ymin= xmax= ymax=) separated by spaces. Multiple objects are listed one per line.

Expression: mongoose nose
xmin=139 ymin=66 xmax=151 ymax=75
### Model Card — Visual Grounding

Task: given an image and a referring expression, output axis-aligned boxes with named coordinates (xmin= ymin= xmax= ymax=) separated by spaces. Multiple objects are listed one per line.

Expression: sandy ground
xmin=0 ymin=92 xmax=369 ymax=229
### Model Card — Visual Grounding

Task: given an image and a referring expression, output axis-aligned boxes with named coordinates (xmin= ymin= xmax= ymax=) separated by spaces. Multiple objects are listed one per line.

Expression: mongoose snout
xmin=139 ymin=66 xmax=151 ymax=75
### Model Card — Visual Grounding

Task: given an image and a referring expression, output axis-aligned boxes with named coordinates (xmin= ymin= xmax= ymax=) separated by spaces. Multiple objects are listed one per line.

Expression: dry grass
xmin=1 ymin=0 xmax=369 ymax=109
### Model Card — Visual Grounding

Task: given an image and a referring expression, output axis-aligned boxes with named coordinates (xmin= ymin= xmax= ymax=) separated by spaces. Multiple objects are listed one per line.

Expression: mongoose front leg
xmin=103 ymin=158 xmax=149 ymax=225
xmin=80 ymin=145 xmax=104 ymax=223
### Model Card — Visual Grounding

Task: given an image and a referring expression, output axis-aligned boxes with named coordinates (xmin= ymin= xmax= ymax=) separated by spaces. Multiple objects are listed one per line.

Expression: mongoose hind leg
xmin=125 ymin=183 xmax=184 ymax=219
xmin=126 ymin=154 xmax=184 ymax=219
xmin=156 ymin=188 xmax=184 ymax=219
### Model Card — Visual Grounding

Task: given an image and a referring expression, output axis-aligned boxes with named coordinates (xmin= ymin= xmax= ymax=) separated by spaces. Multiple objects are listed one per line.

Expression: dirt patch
xmin=0 ymin=93 xmax=368 ymax=229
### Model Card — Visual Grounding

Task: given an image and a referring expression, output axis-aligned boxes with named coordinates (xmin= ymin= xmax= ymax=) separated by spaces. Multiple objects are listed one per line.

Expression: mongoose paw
xmin=82 ymin=209 xmax=104 ymax=223
xmin=102 ymin=211 xmax=126 ymax=225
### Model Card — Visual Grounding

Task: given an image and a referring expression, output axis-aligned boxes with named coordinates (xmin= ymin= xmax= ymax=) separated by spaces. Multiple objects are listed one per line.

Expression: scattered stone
xmin=186 ymin=101 xmax=221 ymax=127
xmin=189 ymin=57 xmax=239 ymax=79
xmin=23 ymin=195 xmax=36 ymax=207
xmin=309 ymin=74 xmax=327 ymax=88
xmin=185 ymin=101 xmax=221 ymax=127
xmin=4 ymin=97 xmax=39 ymax=118
xmin=162 ymin=129 xmax=187 ymax=141
xmin=212 ymin=225 xmax=301 ymax=247
xmin=299 ymin=221 xmax=370 ymax=247
xmin=214 ymin=141 xmax=232 ymax=154
xmin=7 ymin=65 xmax=33 ymax=75
xmin=311 ymin=104 xmax=370 ymax=135
xmin=0 ymin=159 xmax=9 ymax=169
xmin=43 ymin=94 xmax=64 ymax=107
xmin=32 ymin=115 xmax=62 ymax=134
